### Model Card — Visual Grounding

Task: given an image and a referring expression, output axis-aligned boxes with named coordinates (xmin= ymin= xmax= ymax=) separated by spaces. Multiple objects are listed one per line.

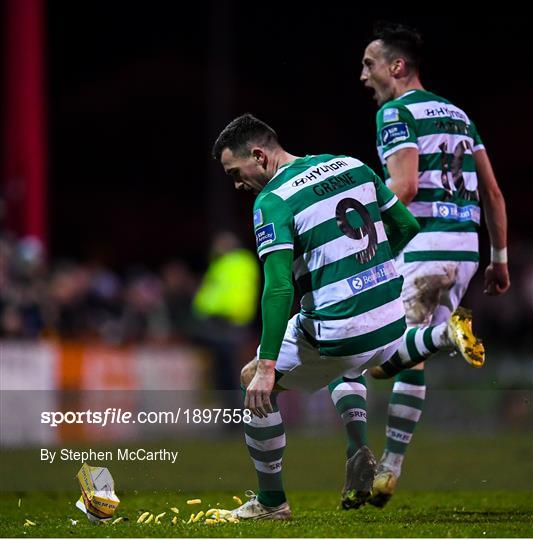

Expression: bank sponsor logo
xmin=346 ymin=261 xmax=397 ymax=295
xmin=434 ymin=202 xmax=480 ymax=223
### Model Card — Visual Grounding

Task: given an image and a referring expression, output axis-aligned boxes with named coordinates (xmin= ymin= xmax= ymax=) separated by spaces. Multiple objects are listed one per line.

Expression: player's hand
xmin=484 ymin=262 xmax=510 ymax=296
xmin=245 ymin=359 xmax=276 ymax=418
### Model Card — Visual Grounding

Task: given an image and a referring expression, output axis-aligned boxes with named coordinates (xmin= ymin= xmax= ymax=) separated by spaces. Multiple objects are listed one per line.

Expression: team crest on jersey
xmin=253 ymin=209 xmax=263 ymax=228
xmin=383 ymin=108 xmax=399 ymax=123
xmin=381 ymin=122 xmax=410 ymax=145
xmin=256 ymin=223 xmax=276 ymax=248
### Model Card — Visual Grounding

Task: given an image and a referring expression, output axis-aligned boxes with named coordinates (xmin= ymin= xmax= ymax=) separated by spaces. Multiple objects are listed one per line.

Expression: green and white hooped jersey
xmin=253 ymin=154 xmax=405 ymax=356
xmin=377 ymin=89 xmax=483 ymax=263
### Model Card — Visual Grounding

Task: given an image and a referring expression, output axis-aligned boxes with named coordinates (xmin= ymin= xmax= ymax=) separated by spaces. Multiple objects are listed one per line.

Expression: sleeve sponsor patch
xmin=255 ymin=223 xmax=276 ymax=249
xmin=381 ymin=122 xmax=410 ymax=145
xmin=253 ymin=209 xmax=263 ymax=228
xmin=383 ymin=107 xmax=399 ymax=123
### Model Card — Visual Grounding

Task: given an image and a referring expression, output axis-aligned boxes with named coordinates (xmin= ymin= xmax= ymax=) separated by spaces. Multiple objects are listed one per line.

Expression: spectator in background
xmin=0 ymin=235 xmax=47 ymax=339
xmin=120 ymin=269 xmax=171 ymax=344
xmin=45 ymin=261 xmax=92 ymax=340
xmin=193 ymin=231 xmax=260 ymax=405
xmin=161 ymin=260 xmax=197 ymax=342
xmin=85 ymin=263 xmax=124 ymax=344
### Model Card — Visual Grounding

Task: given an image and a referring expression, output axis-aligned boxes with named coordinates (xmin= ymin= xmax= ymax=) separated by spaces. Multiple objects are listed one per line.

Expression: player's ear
xmin=391 ymin=58 xmax=406 ymax=78
xmin=251 ymin=148 xmax=267 ymax=167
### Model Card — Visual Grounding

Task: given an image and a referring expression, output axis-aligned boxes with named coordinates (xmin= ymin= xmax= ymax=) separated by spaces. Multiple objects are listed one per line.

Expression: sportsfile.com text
xmin=40 ymin=408 xmax=253 ymax=427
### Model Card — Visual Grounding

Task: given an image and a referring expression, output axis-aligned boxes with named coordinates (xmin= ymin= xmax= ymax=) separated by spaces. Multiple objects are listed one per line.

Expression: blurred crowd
xmin=0 ymin=233 xmax=256 ymax=346
xmin=1 ymin=233 xmax=532 ymax=352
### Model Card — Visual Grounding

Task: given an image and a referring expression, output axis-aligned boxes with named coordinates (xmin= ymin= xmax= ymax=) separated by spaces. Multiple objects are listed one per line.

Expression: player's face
xmin=221 ymin=148 xmax=269 ymax=194
xmin=360 ymin=40 xmax=395 ymax=106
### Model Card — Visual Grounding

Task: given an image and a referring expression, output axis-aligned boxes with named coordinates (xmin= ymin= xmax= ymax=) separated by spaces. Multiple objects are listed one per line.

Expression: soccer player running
xmin=359 ymin=21 xmax=511 ymax=507
xmin=212 ymin=114 xmax=486 ymax=519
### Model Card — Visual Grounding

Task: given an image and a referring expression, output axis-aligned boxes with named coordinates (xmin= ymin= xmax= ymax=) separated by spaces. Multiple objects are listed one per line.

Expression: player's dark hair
xmin=212 ymin=113 xmax=279 ymax=160
xmin=372 ymin=21 xmax=423 ymax=72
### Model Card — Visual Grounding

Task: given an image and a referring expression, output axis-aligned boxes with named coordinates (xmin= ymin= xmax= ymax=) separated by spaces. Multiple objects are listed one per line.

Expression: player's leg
xmin=322 ymin=333 xmax=403 ymax=510
xmin=369 ymin=261 xmax=452 ymax=507
xmin=328 ymin=374 xmax=377 ymax=509
xmin=233 ymin=314 xmax=317 ymax=520
xmin=328 ymin=375 xmax=368 ymax=460
xmin=370 ymin=261 xmax=481 ymax=507
xmin=369 ymin=362 xmax=426 ymax=507
xmin=370 ymin=320 xmax=455 ymax=377
xmin=237 ymin=358 xmax=290 ymax=518
xmin=371 ymin=259 xmax=483 ymax=377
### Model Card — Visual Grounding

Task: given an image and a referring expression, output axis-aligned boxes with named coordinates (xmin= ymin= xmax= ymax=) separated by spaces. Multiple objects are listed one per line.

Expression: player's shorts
xmin=395 ymin=258 xmax=479 ymax=327
xmin=258 ymin=314 xmax=403 ymax=393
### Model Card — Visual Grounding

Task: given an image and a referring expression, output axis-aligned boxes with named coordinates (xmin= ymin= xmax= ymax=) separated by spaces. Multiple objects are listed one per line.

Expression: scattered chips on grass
xmin=111 ymin=517 xmax=123 ymax=525
xmin=233 ymin=496 xmax=243 ymax=505
xmin=187 ymin=499 xmax=201 ymax=505
xmin=170 ymin=507 xmax=179 ymax=514
xmin=192 ymin=511 xmax=205 ymax=522
xmin=144 ymin=513 xmax=154 ymax=524
xmin=136 ymin=511 xmax=150 ymax=524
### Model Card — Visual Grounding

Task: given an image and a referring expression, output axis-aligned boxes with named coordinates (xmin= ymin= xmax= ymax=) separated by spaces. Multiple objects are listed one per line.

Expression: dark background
xmin=44 ymin=5 xmax=532 ymax=269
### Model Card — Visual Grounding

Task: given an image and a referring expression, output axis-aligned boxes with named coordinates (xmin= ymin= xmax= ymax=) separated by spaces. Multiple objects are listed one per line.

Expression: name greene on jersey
xmin=250 ymin=153 xmax=406 ymax=352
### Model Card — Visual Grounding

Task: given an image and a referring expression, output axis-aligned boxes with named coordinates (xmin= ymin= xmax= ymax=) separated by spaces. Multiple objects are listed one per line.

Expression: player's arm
xmin=373 ymin=171 xmax=420 ymax=257
xmin=246 ymin=249 xmax=294 ymax=417
xmin=381 ymin=198 xmax=420 ymax=257
xmin=386 ymin=147 xmax=419 ymax=205
xmin=474 ymin=149 xmax=510 ymax=295
xmin=378 ymin=105 xmax=419 ymax=204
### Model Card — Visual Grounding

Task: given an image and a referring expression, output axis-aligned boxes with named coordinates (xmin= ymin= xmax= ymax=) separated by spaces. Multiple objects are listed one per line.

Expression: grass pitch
xmin=1 ymin=490 xmax=532 ymax=537
xmin=1 ymin=431 xmax=532 ymax=537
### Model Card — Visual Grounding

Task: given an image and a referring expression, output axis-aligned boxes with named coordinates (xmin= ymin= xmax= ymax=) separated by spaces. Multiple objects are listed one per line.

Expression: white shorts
xmin=259 ymin=314 xmax=402 ymax=393
xmin=395 ymin=258 xmax=479 ymax=326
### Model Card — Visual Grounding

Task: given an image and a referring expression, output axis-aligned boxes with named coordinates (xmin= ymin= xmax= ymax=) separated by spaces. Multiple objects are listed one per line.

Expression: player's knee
xmin=240 ymin=358 xmax=258 ymax=387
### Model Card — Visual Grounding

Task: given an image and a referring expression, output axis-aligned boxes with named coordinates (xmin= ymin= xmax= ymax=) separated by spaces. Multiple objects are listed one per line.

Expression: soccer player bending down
xmin=359 ymin=21 xmax=510 ymax=507
xmin=212 ymin=113 xmax=487 ymax=520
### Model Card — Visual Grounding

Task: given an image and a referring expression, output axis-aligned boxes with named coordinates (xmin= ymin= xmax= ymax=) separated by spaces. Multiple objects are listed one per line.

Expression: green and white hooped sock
xmin=328 ymin=376 xmax=368 ymax=459
xmin=380 ymin=368 xmax=426 ymax=477
xmin=242 ymin=389 xmax=287 ymax=508
xmin=379 ymin=323 xmax=450 ymax=377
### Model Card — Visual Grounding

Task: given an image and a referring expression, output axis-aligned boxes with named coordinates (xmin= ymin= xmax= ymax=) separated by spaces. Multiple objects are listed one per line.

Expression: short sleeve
xmin=469 ymin=119 xmax=485 ymax=152
xmin=377 ymin=104 xmax=418 ymax=160
xmin=253 ymin=192 xmax=294 ymax=260
xmin=372 ymin=172 xmax=398 ymax=212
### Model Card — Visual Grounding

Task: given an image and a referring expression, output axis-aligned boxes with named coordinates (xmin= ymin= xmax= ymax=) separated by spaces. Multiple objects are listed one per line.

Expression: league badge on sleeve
xmin=381 ymin=122 xmax=410 ymax=145
xmin=255 ymin=223 xmax=276 ymax=248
